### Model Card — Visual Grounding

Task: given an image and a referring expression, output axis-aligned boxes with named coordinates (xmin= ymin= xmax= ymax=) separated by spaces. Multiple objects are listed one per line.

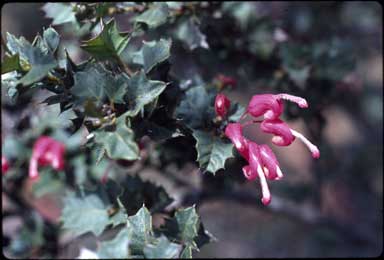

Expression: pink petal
xmin=247 ymin=94 xmax=283 ymax=120
xmin=242 ymin=165 xmax=257 ymax=180
xmin=224 ymin=123 xmax=249 ymax=160
xmin=248 ymin=142 xmax=272 ymax=205
xmin=258 ymin=145 xmax=283 ymax=180
xmin=260 ymin=119 xmax=295 ymax=146
xmin=276 ymin=93 xmax=308 ymax=108
xmin=290 ymin=129 xmax=320 ymax=159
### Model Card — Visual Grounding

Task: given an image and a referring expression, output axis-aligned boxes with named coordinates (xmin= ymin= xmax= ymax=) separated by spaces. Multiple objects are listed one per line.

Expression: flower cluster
xmin=217 ymin=93 xmax=320 ymax=205
xmin=29 ymin=136 xmax=66 ymax=180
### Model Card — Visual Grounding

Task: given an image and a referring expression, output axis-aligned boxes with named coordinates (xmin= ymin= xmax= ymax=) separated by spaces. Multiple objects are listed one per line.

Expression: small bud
xmin=215 ymin=93 xmax=231 ymax=118
xmin=216 ymin=74 xmax=237 ymax=89
xmin=2 ymin=156 xmax=9 ymax=174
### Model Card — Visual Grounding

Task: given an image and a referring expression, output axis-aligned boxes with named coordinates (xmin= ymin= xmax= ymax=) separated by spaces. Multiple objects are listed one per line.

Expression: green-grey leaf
xmin=134 ymin=3 xmax=169 ymax=29
xmin=1 ymin=54 xmax=21 ymax=74
xmin=43 ymin=27 xmax=60 ymax=53
xmin=42 ymin=3 xmax=76 ymax=25
xmin=81 ymin=19 xmax=130 ymax=60
xmin=143 ymin=235 xmax=182 ymax=259
xmin=174 ymin=85 xmax=216 ymax=130
xmin=6 ymin=33 xmax=57 ymax=86
xmin=132 ymin=39 xmax=172 ymax=73
xmin=227 ymin=103 xmax=245 ymax=122
xmin=61 ymin=193 xmax=109 ymax=237
xmin=109 ymin=198 xmax=128 ymax=227
xmin=97 ymin=227 xmax=131 ymax=258
xmin=180 ymin=246 xmax=193 ymax=258
xmin=123 ymin=70 xmax=167 ymax=117
xmin=127 ymin=205 xmax=154 ymax=254
xmin=176 ymin=19 xmax=209 ymax=51
xmin=71 ymin=63 xmax=128 ymax=104
xmin=192 ymin=130 xmax=234 ymax=174
xmin=17 ymin=54 xmax=57 ymax=86
xmin=174 ymin=206 xmax=199 ymax=249
xmin=93 ymin=115 xmax=140 ymax=161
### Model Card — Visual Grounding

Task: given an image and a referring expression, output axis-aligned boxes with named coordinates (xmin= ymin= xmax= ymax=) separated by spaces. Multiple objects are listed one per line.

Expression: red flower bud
xmin=216 ymin=74 xmax=237 ymax=89
xmin=215 ymin=93 xmax=231 ymax=118
xmin=2 ymin=156 xmax=9 ymax=174
xmin=29 ymin=136 xmax=66 ymax=179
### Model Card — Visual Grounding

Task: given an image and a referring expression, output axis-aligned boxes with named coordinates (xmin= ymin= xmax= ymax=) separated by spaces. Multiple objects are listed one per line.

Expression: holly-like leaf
xmin=123 ymin=70 xmax=167 ymax=117
xmin=42 ymin=3 xmax=76 ymax=25
xmin=174 ymin=206 xmax=199 ymax=249
xmin=192 ymin=130 xmax=234 ymax=174
xmin=161 ymin=206 xmax=202 ymax=252
xmin=132 ymin=39 xmax=172 ymax=73
xmin=133 ymin=120 xmax=183 ymax=142
xmin=61 ymin=193 xmax=110 ymax=237
xmin=174 ymin=85 xmax=216 ymax=130
xmin=113 ymin=175 xmax=173 ymax=215
xmin=176 ymin=18 xmax=209 ymax=51
xmin=1 ymin=54 xmax=21 ymax=74
xmin=134 ymin=3 xmax=169 ymax=29
xmin=43 ymin=27 xmax=60 ymax=53
xmin=71 ymin=63 xmax=128 ymax=104
xmin=180 ymin=246 xmax=192 ymax=258
xmin=5 ymin=33 xmax=57 ymax=86
xmin=127 ymin=205 xmax=155 ymax=255
xmin=81 ymin=19 xmax=130 ymax=60
xmin=93 ymin=115 xmax=140 ymax=161
xmin=143 ymin=235 xmax=182 ymax=259
xmin=97 ymin=227 xmax=131 ymax=259
xmin=6 ymin=32 xmax=33 ymax=61
xmin=109 ymin=198 xmax=128 ymax=227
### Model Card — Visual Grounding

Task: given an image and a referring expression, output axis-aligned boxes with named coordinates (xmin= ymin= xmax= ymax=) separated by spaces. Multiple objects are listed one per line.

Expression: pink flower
xmin=224 ymin=123 xmax=249 ymax=160
xmin=215 ymin=93 xmax=231 ymax=118
xmin=222 ymin=92 xmax=319 ymax=206
xmin=260 ymin=119 xmax=295 ymax=146
xmin=2 ymin=156 xmax=9 ymax=174
xmin=29 ymin=136 xmax=66 ymax=179
xmin=247 ymin=93 xmax=308 ymax=120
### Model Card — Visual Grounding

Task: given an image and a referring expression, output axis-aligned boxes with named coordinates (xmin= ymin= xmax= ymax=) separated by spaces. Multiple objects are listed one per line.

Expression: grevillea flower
xmin=2 ymin=156 xmax=9 ymax=174
xmin=29 ymin=136 xmax=66 ymax=179
xmin=247 ymin=93 xmax=308 ymax=120
xmin=224 ymin=123 xmax=249 ymax=160
xmin=215 ymin=93 xmax=231 ymax=118
xmin=260 ymin=119 xmax=295 ymax=146
xmin=222 ymin=92 xmax=319 ymax=205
